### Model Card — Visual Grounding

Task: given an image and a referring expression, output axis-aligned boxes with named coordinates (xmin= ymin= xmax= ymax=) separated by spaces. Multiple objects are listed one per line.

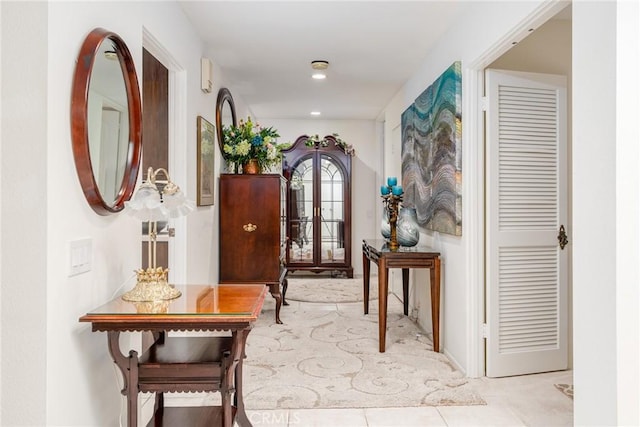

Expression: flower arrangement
xmin=221 ymin=117 xmax=281 ymax=171
xmin=305 ymin=133 xmax=355 ymax=156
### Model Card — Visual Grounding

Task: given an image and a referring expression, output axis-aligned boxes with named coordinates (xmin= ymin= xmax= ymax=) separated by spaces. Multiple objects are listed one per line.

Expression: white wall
xmin=1 ymin=2 xmax=49 ymax=425
xmin=266 ymin=118 xmax=379 ymax=275
xmin=614 ymin=2 xmax=640 ymax=423
xmin=381 ymin=0 xmax=639 ymax=423
xmin=0 ymin=1 xmax=3 ymax=417
xmin=0 ymin=1 xmax=225 ymax=425
xmin=380 ymin=0 xmax=560 ymax=373
xmin=573 ymin=1 xmax=639 ymax=425
xmin=2 ymin=5 xmax=259 ymax=422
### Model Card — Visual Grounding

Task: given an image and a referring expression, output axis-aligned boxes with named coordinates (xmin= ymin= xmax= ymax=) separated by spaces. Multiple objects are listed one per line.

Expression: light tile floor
xmin=239 ymin=293 xmax=574 ymax=427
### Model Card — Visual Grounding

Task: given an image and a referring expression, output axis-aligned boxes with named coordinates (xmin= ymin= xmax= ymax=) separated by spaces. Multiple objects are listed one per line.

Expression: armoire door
xmin=219 ymin=174 xmax=284 ymax=283
xmin=485 ymin=68 xmax=569 ymax=377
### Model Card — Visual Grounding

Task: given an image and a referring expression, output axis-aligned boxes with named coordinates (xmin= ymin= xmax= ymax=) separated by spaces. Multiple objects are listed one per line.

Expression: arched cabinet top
xmin=282 ymin=135 xmax=352 ymax=179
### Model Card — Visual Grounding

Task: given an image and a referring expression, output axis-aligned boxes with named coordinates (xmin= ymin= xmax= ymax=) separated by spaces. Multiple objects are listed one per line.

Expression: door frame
xmin=142 ymin=28 xmax=188 ymax=284
xmin=463 ymin=1 xmax=569 ymax=377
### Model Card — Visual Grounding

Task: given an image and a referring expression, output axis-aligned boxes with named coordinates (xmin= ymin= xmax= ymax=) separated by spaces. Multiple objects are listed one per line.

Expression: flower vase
xmin=381 ymin=208 xmax=391 ymax=239
xmin=397 ymin=207 xmax=420 ymax=247
xmin=243 ymin=159 xmax=261 ymax=174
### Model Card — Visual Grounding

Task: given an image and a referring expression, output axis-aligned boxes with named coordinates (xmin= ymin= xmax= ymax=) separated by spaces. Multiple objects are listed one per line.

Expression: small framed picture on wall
xmin=197 ymin=116 xmax=216 ymax=206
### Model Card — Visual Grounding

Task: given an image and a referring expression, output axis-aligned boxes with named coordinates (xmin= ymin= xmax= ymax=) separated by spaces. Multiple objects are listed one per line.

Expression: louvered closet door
xmin=485 ymin=69 xmax=568 ymax=377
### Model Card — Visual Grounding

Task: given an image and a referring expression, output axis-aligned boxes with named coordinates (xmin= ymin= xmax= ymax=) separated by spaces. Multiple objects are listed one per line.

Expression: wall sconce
xmin=122 ymin=167 xmax=195 ymax=301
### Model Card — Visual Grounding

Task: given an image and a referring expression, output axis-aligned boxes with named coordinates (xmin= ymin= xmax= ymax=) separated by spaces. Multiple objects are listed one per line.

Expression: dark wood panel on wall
xmin=142 ymin=48 xmax=168 ymax=171
xmin=142 ymin=49 xmax=169 ymax=278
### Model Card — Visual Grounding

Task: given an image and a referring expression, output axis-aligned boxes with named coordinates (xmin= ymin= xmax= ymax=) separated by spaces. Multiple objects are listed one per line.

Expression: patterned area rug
xmin=285 ymin=277 xmax=378 ymax=303
xmin=243 ymin=300 xmax=485 ymax=409
xmin=554 ymin=383 xmax=574 ymax=400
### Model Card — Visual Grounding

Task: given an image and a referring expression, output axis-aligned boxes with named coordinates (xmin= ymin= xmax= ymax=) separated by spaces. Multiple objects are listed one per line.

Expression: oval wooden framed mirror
xmin=71 ymin=28 xmax=142 ymax=215
xmin=215 ymin=87 xmax=237 ymax=153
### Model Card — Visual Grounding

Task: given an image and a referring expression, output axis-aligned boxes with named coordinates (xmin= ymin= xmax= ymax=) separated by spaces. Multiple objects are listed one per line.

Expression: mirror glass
xmin=88 ymin=39 xmax=130 ymax=203
xmin=71 ymin=28 xmax=142 ymax=215
xmin=289 ymin=157 xmax=314 ymax=262
xmin=320 ymin=155 xmax=345 ymax=262
xmin=215 ymin=88 xmax=237 ymax=154
xmin=288 ymin=154 xmax=346 ymax=264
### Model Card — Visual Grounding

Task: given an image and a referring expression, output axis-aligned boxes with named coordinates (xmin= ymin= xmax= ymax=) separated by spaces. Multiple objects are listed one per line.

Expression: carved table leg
xmin=229 ymin=329 xmax=253 ymax=427
xmin=220 ymin=349 xmax=234 ymax=427
xmin=154 ymin=392 xmax=164 ymax=415
xmin=402 ymin=268 xmax=410 ymax=316
xmin=107 ymin=331 xmax=139 ymax=427
xmin=378 ymin=260 xmax=389 ymax=352
xmin=431 ymin=257 xmax=441 ymax=353
xmin=268 ymin=283 xmax=283 ymax=324
xmin=363 ymin=247 xmax=371 ymax=314
xmin=282 ymin=278 xmax=289 ymax=306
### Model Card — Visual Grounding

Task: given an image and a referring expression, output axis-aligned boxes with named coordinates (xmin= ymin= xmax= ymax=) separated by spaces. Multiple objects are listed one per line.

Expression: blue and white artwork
xmin=401 ymin=61 xmax=462 ymax=236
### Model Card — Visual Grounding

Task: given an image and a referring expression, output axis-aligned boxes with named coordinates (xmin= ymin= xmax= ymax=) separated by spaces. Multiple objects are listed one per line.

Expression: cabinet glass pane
xmin=289 ymin=157 xmax=314 ymax=263
xmin=280 ymin=179 xmax=287 ymax=260
xmin=320 ymin=155 xmax=344 ymax=262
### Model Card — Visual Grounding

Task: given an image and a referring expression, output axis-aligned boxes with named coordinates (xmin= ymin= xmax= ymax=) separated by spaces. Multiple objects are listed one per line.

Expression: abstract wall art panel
xmin=401 ymin=61 xmax=462 ymax=236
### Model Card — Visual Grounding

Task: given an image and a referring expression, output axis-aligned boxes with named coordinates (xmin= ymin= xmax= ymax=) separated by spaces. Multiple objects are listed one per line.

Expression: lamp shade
xmin=124 ymin=181 xmax=166 ymax=221
xmin=162 ymin=188 xmax=195 ymax=218
xmin=125 ymin=171 xmax=196 ymax=221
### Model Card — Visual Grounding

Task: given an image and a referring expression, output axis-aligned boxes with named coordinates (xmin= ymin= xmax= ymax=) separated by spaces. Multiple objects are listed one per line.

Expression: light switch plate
xmin=69 ymin=238 xmax=92 ymax=277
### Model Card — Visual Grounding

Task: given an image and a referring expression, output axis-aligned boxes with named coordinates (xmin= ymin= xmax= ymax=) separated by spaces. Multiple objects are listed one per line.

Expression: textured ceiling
xmin=179 ymin=1 xmax=465 ymax=120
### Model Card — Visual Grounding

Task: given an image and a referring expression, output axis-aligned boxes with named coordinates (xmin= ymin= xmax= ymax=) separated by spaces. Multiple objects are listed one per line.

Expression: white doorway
xmin=142 ymin=28 xmax=189 ymax=284
xmin=483 ymin=12 xmax=572 ymax=377
xmin=464 ymin=4 xmax=572 ymax=377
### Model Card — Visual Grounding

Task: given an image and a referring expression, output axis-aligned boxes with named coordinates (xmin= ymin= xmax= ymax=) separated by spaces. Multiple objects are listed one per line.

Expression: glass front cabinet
xmin=282 ymin=135 xmax=353 ymax=277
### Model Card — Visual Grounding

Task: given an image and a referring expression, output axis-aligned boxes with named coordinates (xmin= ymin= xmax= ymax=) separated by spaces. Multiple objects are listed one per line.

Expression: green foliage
xmin=304 ymin=133 xmax=355 ymax=156
xmin=221 ymin=117 xmax=282 ymax=169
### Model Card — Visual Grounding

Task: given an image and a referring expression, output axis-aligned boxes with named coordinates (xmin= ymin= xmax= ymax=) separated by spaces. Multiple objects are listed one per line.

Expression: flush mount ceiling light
xmin=311 ymin=60 xmax=329 ymax=80
xmin=310 ymin=111 xmax=321 ymax=116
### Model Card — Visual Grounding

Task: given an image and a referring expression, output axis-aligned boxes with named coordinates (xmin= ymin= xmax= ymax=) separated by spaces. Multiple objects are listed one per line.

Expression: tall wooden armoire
xmin=219 ymin=174 xmax=287 ymax=323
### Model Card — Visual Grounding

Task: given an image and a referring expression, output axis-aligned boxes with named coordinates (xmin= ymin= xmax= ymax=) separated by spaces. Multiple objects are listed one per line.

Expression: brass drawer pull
xmin=243 ymin=223 xmax=257 ymax=232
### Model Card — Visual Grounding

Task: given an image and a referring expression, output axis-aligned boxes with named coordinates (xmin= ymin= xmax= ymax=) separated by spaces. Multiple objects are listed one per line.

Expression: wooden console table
xmin=79 ymin=284 xmax=267 ymax=427
xmin=362 ymin=239 xmax=441 ymax=353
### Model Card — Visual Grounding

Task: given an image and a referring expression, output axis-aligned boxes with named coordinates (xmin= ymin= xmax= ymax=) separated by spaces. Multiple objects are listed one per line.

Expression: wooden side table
xmin=79 ymin=284 xmax=267 ymax=427
xmin=362 ymin=239 xmax=442 ymax=353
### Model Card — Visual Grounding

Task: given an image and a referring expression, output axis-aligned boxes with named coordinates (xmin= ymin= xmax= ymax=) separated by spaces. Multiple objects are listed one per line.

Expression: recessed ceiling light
xmin=310 ymin=111 xmax=321 ymax=116
xmin=312 ymin=73 xmax=327 ymax=80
